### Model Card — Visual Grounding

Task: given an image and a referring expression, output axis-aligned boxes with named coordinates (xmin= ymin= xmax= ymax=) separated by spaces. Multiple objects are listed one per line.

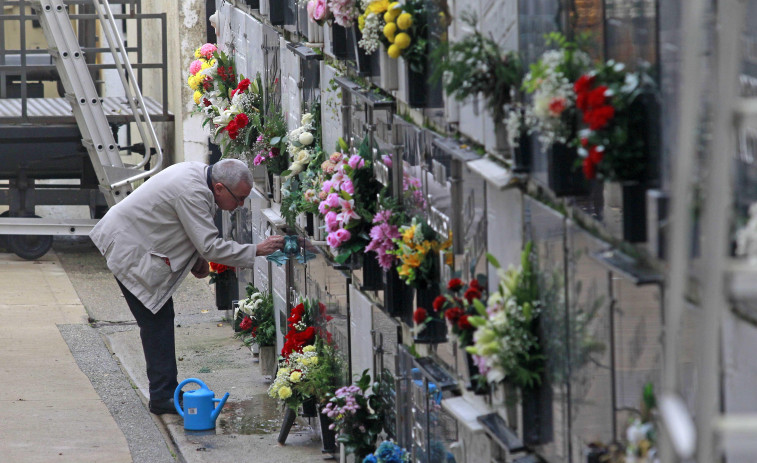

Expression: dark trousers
xmin=116 ymin=279 xmax=178 ymax=402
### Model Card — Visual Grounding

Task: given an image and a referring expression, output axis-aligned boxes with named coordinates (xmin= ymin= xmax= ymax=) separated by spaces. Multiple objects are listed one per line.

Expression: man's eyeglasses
xmin=221 ymin=183 xmax=244 ymax=205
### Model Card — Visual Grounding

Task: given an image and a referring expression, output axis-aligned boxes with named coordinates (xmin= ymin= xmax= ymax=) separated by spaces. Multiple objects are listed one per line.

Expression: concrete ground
xmin=0 ymin=236 xmax=327 ymax=462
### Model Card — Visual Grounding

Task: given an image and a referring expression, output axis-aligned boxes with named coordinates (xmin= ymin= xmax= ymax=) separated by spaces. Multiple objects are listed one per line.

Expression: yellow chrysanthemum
xmin=387 ymin=44 xmax=401 ymax=59
xmin=278 ymin=386 xmax=293 ymax=399
xmin=193 ymin=90 xmax=202 ymax=105
xmin=402 ymin=224 xmax=416 ymax=244
xmin=201 ymin=60 xmax=212 ymax=70
xmin=311 ymin=357 xmax=319 ymax=365
xmin=194 ymin=47 xmax=202 ymax=59
xmin=396 ymin=12 xmax=413 ymax=30
xmin=394 ymin=32 xmax=411 ymax=49
xmin=383 ymin=22 xmax=397 ymax=42
xmin=187 ymin=75 xmax=198 ymax=90
xmin=278 ymin=367 xmax=291 ymax=377
xmin=303 ymin=345 xmax=316 ymax=353
xmin=367 ymin=0 xmax=389 ymax=15
xmin=385 ymin=2 xmax=401 ymax=20
xmin=289 ymin=371 xmax=302 ymax=383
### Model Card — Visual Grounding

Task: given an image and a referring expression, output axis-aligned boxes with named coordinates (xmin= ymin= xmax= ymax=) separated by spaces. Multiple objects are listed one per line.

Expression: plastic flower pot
xmin=215 ymin=271 xmax=238 ymax=311
xmin=268 ymin=0 xmax=286 ymax=25
xmin=319 ymin=411 xmax=337 ymax=453
xmin=383 ymin=267 xmax=414 ymax=319
xmin=360 ymin=253 xmax=384 ymax=292
xmin=277 ymin=406 xmax=297 ymax=445
xmin=329 ymin=23 xmax=351 ymax=60
xmin=301 ymin=397 xmax=317 ymax=417
xmin=350 ymin=25 xmax=379 ymax=76
xmin=305 ymin=212 xmax=314 ymax=236
xmin=621 ymin=181 xmax=648 ymax=243
xmin=405 ymin=63 xmax=443 ymax=108
xmin=521 ymin=381 xmax=553 ymax=446
xmin=511 ymin=132 xmax=532 ymax=174
xmin=259 ymin=345 xmax=277 ymax=379
xmin=548 ymin=142 xmax=589 ymax=197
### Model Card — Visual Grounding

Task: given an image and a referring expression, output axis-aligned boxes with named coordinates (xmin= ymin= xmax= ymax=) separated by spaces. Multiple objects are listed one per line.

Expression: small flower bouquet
xmin=522 ymin=33 xmax=591 ymax=148
xmin=362 ymin=440 xmax=410 ymax=463
xmin=282 ymin=112 xmax=319 ymax=178
xmin=236 ymin=285 xmax=276 ymax=347
xmin=322 ymin=370 xmax=385 ymax=460
xmin=248 ymin=102 xmax=289 ymax=176
xmin=357 ymin=0 xmax=398 ymax=55
xmin=208 ymin=261 xmax=234 ymax=284
xmin=316 ymin=136 xmax=382 ymax=264
xmin=282 ymin=298 xmax=333 ymax=358
xmin=365 ymin=206 xmax=402 ymax=270
xmin=434 ymin=277 xmax=485 ymax=348
xmin=388 ymin=217 xmax=451 ymax=288
xmin=573 ymin=60 xmax=654 ymax=181
xmin=267 ymin=343 xmax=340 ymax=412
xmin=306 ymin=0 xmax=331 ymax=25
xmin=466 ymin=244 xmax=543 ymax=389
xmin=330 ymin=0 xmax=360 ymax=27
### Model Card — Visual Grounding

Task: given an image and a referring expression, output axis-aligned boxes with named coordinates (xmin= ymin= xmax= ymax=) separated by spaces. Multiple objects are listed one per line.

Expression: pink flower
xmin=318 ymin=190 xmax=328 ymax=201
xmin=331 ymin=171 xmax=345 ymax=186
xmin=326 ymin=232 xmax=341 ymax=248
xmin=199 ymin=43 xmax=217 ymax=60
xmin=321 ymin=180 xmax=334 ymax=194
xmin=348 ymin=154 xmax=365 ymax=170
xmin=256 ymin=134 xmax=264 ymax=142
xmin=318 ymin=201 xmax=329 ymax=215
xmin=253 ymin=154 xmax=265 ymax=166
xmin=382 ymin=154 xmax=393 ymax=167
xmin=312 ymin=0 xmax=328 ymax=21
xmin=189 ymin=60 xmax=203 ymax=75
xmin=340 ymin=178 xmax=354 ymax=195
xmin=307 ymin=0 xmax=315 ymax=19
xmin=335 ymin=228 xmax=351 ymax=243
xmin=324 ymin=211 xmax=339 ymax=232
xmin=330 ymin=152 xmax=344 ymax=163
xmin=336 ymin=198 xmax=360 ymax=224
xmin=324 ymin=193 xmax=340 ymax=209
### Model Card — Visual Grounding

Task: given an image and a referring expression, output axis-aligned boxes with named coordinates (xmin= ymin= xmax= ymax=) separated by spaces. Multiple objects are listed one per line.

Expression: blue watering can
xmin=174 ymin=378 xmax=230 ymax=431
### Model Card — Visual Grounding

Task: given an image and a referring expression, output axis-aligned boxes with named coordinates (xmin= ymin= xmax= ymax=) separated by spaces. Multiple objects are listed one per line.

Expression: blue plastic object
xmin=174 ymin=378 xmax=230 ymax=431
xmin=266 ymin=235 xmax=316 ymax=266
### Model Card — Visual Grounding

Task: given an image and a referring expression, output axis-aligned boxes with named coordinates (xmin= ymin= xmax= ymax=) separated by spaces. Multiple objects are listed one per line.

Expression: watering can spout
xmin=211 ymin=392 xmax=230 ymax=421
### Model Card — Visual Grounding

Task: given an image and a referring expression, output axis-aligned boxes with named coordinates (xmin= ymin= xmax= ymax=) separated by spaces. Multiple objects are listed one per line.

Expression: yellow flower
xmin=278 ymin=367 xmax=291 ymax=377
xmin=194 ymin=47 xmax=202 ymax=59
xmin=367 ymin=0 xmax=389 ymax=15
xmin=383 ymin=22 xmax=397 ymax=42
xmin=358 ymin=14 xmax=366 ymax=31
xmin=289 ymin=371 xmax=302 ymax=383
xmin=193 ymin=90 xmax=202 ymax=105
xmin=303 ymin=345 xmax=316 ymax=353
xmin=398 ymin=264 xmax=413 ymax=278
xmin=416 ymin=240 xmax=432 ymax=255
xmin=187 ymin=75 xmax=198 ymax=90
xmin=402 ymin=224 xmax=416 ymax=244
xmin=445 ymin=251 xmax=454 ymax=266
xmin=403 ymin=253 xmax=422 ymax=268
xmin=394 ymin=32 xmax=411 ymax=49
xmin=386 ymin=2 xmax=401 ymax=20
xmin=387 ymin=44 xmax=401 ymax=59
xmin=311 ymin=357 xmax=319 ymax=365
xmin=278 ymin=386 xmax=293 ymax=399
xmin=396 ymin=12 xmax=413 ymax=30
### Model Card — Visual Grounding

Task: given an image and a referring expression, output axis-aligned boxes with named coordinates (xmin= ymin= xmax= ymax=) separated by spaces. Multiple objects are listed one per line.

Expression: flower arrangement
xmin=365 ymin=206 xmax=402 ymax=270
xmin=466 ymin=244 xmax=544 ymax=389
xmin=380 ymin=0 xmax=446 ymax=73
xmin=522 ymin=33 xmax=591 ymax=147
xmin=267 ymin=341 xmax=341 ymax=412
xmin=330 ymin=0 xmax=360 ymax=27
xmin=236 ymin=284 xmax=276 ymax=347
xmin=357 ymin=0 xmax=398 ymax=55
xmin=208 ymin=261 xmax=234 ymax=284
xmin=573 ymin=60 xmax=654 ymax=181
xmin=316 ymin=136 xmax=382 ymax=264
xmin=248 ymin=102 xmax=290 ymax=175
xmin=282 ymin=298 xmax=333 ymax=358
xmin=434 ymin=277 xmax=486 ymax=348
xmin=282 ymin=112 xmax=319 ymax=178
xmin=432 ymin=12 xmax=523 ymax=124
xmin=388 ymin=216 xmax=452 ymax=288
xmin=322 ymin=370 xmax=385 ymax=459
xmin=362 ymin=441 xmax=410 ymax=463
xmin=379 ymin=153 xmax=425 ymax=211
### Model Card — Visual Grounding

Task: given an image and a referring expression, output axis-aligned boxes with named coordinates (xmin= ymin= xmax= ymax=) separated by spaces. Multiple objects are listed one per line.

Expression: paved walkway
xmin=0 ymin=251 xmax=132 ymax=463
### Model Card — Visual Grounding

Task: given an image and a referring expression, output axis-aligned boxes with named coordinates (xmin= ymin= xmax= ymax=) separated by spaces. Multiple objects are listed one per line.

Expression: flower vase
xmin=277 ymin=406 xmax=298 ymax=445
xmin=360 ymin=252 xmax=383 ymax=292
xmin=301 ymin=397 xmax=317 ymax=418
xmin=512 ymin=132 xmax=532 ymax=174
xmin=621 ymin=181 xmax=648 ymax=243
xmin=268 ymin=0 xmax=286 ymax=25
xmin=548 ymin=142 xmax=589 ymax=197
xmin=272 ymin=174 xmax=282 ymax=203
xmin=414 ymin=284 xmax=447 ymax=344
xmin=329 ymin=23 xmax=351 ymax=60
xmin=464 ymin=352 xmax=489 ymax=395
xmin=383 ymin=267 xmax=414 ymax=319
xmin=379 ymin=44 xmax=398 ymax=90
xmin=521 ymin=382 xmax=553 ymax=446
xmin=259 ymin=345 xmax=277 ymax=379
xmin=215 ymin=271 xmax=238 ymax=311
xmin=404 ymin=62 xmax=443 ymax=108
xmin=318 ymin=411 xmax=337 ymax=453
xmin=351 ymin=25 xmax=377 ymax=76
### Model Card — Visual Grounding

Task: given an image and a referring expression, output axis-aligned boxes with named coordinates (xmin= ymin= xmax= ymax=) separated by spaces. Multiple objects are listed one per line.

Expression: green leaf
xmin=281 ymin=170 xmax=292 ymax=177
xmin=337 ymin=137 xmax=349 ymax=152
xmin=334 ymin=252 xmax=352 ymax=264
xmin=486 ymin=253 xmax=501 ymax=269
xmin=270 ymin=136 xmax=281 ymax=145
xmin=473 ymin=298 xmax=487 ymax=316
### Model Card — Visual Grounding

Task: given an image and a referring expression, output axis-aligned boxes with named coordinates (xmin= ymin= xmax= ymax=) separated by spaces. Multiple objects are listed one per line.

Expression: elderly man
xmin=90 ymin=159 xmax=282 ymax=414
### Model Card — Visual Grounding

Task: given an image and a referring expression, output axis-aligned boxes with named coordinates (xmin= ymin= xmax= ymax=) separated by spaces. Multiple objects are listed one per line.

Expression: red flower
xmin=573 ymin=74 xmax=596 ymax=95
xmin=468 ymin=279 xmax=482 ymax=291
xmin=251 ymin=326 xmax=258 ymax=337
xmin=287 ymin=304 xmax=305 ymax=328
xmin=583 ymin=157 xmax=597 ymax=180
xmin=239 ymin=316 xmax=252 ymax=331
xmin=225 ymin=120 xmax=239 ymax=139
xmin=202 ymin=98 xmax=212 ymax=107
xmin=587 ymin=86 xmax=608 ymax=108
xmin=580 ymin=137 xmax=589 ymax=147
xmin=413 ymin=307 xmax=428 ymax=325
xmin=463 ymin=288 xmax=482 ymax=303
xmin=234 ymin=113 xmax=249 ymax=128
xmin=432 ymin=296 xmax=447 ymax=312
xmin=447 ymin=278 xmax=464 ymax=292
xmin=444 ymin=307 xmax=464 ymax=323
xmin=588 ymin=146 xmax=604 ymax=164
xmin=457 ymin=315 xmax=472 ymax=331
xmin=232 ymin=78 xmax=251 ymax=98
xmin=587 ymin=105 xmax=615 ymax=130
xmin=209 ymin=262 xmax=232 ymax=273
xmin=548 ymin=97 xmax=567 ymax=116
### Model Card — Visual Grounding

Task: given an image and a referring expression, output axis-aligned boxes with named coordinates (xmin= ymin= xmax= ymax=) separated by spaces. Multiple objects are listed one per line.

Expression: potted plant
xmin=208 ymin=261 xmax=237 ymax=311
xmin=573 ymin=60 xmax=657 ymax=242
xmin=432 ymin=12 xmax=523 ymax=154
xmin=322 ymin=370 xmax=386 ymax=460
xmin=522 ymin=33 xmax=592 ymax=196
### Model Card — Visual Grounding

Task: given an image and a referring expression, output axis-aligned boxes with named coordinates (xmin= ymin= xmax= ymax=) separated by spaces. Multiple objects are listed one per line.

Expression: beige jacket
xmin=89 ymin=162 xmax=257 ymax=313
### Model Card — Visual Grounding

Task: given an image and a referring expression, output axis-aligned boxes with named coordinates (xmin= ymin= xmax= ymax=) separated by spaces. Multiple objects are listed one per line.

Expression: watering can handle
xmin=174 ymin=378 xmax=207 ymax=418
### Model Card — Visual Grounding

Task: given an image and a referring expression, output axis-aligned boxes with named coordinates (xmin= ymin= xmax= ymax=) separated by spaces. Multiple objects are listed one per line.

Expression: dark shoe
xmin=149 ymin=397 xmax=180 ymax=415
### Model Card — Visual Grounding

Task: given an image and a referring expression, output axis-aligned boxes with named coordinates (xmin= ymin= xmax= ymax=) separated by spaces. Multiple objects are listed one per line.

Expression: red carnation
xmin=432 ymin=295 xmax=446 ymax=312
xmin=413 ymin=307 xmax=428 ymax=325
xmin=444 ymin=307 xmax=464 ymax=323
xmin=239 ymin=316 xmax=252 ymax=331
xmin=251 ymin=326 xmax=258 ymax=337
xmin=463 ymin=288 xmax=482 ymax=303
xmin=233 ymin=78 xmax=251 ymax=98
xmin=468 ymin=279 xmax=482 ymax=291
xmin=202 ymin=98 xmax=212 ymax=107
xmin=548 ymin=97 xmax=567 ymax=116
xmin=573 ymin=74 xmax=596 ymax=95
xmin=587 ymin=105 xmax=615 ymax=131
xmin=447 ymin=278 xmax=463 ymax=292
xmin=234 ymin=113 xmax=249 ymax=128
xmin=457 ymin=315 xmax=472 ymax=331
xmin=583 ymin=157 xmax=597 ymax=180
xmin=587 ymin=86 xmax=608 ymax=108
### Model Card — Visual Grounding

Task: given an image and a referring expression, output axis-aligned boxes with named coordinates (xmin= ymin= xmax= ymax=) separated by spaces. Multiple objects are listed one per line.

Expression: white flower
xmin=294 ymin=149 xmax=310 ymax=164
xmin=301 ymin=112 xmax=314 ymax=125
xmin=299 ymin=132 xmax=314 ymax=145
xmin=622 ymin=73 xmax=640 ymax=94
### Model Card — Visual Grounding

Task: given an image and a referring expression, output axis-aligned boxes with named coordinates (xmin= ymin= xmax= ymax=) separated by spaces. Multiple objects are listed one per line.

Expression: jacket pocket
xmin=134 ymin=251 xmax=173 ymax=290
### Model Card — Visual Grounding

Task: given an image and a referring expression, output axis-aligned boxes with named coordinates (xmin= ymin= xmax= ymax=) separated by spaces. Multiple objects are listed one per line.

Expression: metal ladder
xmin=660 ymin=0 xmax=757 ymax=461
xmin=2 ymin=0 xmax=163 ymax=236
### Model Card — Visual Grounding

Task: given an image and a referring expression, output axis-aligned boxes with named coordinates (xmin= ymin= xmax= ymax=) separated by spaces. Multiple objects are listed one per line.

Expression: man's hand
xmin=255 ymin=235 xmax=285 ymax=256
xmin=191 ymin=257 xmax=210 ymax=279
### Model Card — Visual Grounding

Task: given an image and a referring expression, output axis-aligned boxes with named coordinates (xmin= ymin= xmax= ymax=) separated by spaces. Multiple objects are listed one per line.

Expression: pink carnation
xmin=189 ymin=59 xmax=204 ymax=75
xmin=253 ymin=154 xmax=265 ymax=166
xmin=199 ymin=43 xmax=217 ymax=59
xmin=324 ymin=193 xmax=340 ymax=209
